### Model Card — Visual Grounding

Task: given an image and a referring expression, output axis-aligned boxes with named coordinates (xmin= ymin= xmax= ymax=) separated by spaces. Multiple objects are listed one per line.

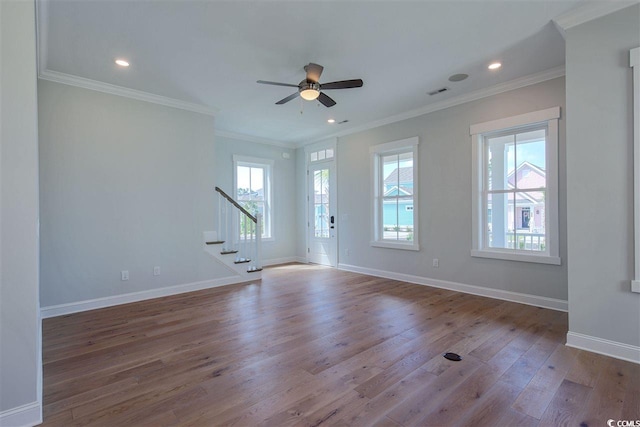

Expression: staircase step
xmin=206 ymin=241 xmax=224 ymax=245
xmin=220 ymin=250 xmax=238 ymax=255
xmin=247 ymin=267 xmax=263 ymax=273
xmin=234 ymin=258 xmax=251 ymax=264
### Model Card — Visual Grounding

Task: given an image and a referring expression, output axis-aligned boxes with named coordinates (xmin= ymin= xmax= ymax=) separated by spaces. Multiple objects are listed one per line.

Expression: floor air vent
xmin=443 ymin=352 xmax=462 ymax=361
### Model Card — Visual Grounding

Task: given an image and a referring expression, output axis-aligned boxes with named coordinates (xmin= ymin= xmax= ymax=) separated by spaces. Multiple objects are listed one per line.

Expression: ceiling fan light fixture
xmin=299 ymin=81 xmax=320 ymax=101
xmin=300 ymin=88 xmax=320 ymax=101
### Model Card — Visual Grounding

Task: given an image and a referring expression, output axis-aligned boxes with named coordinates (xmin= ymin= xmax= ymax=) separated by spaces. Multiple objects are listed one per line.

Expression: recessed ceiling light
xmin=327 ymin=119 xmax=336 ymax=124
xmin=488 ymin=62 xmax=502 ymax=70
xmin=448 ymin=73 xmax=469 ymax=82
xmin=115 ymin=59 xmax=130 ymax=67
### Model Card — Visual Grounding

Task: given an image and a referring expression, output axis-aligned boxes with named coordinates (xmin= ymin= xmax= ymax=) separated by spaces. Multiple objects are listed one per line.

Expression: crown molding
xmin=215 ymin=130 xmax=294 ymax=149
xmin=553 ymin=1 xmax=638 ymax=32
xmin=299 ymin=65 xmax=566 ymax=148
xmin=38 ymin=69 xmax=218 ymax=116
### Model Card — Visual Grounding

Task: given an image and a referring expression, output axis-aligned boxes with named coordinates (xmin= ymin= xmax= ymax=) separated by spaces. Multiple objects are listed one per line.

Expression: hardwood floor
xmin=41 ymin=264 xmax=639 ymax=426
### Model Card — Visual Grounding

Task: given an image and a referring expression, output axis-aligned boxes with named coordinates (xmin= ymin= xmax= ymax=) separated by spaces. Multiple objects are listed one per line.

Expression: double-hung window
xmin=233 ymin=155 xmax=273 ymax=240
xmin=371 ymin=137 xmax=419 ymax=251
xmin=470 ymin=107 xmax=560 ymax=264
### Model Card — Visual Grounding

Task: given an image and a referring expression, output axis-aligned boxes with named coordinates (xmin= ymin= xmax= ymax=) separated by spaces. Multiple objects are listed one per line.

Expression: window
xmin=470 ymin=107 xmax=560 ymax=264
xmin=310 ymin=148 xmax=334 ymax=162
xmin=371 ymin=137 xmax=419 ymax=250
xmin=233 ymin=155 xmax=273 ymax=239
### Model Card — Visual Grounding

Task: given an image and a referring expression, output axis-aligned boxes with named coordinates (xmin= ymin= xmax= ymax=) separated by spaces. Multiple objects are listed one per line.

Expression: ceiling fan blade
xmin=321 ymin=79 xmax=364 ymax=90
xmin=317 ymin=92 xmax=336 ymax=108
xmin=275 ymin=92 xmax=300 ymax=105
xmin=304 ymin=63 xmax=324 ymax=83
xmin=257 ymin=80 xmax=299 ymax=88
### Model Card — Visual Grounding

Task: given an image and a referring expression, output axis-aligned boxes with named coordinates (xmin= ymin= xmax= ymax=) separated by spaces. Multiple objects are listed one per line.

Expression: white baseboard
xmin=40 ymin=276 xmax=253 ymax=319
xmin=566 ymin=332 xmax=640 ymax=364
xmin=337 ymin=263 xmax=568 ymax=312
xmin=263 ymin=256 xmax=307 ymax=266
xmin=0 ymin=401 xmax=41 ymax=427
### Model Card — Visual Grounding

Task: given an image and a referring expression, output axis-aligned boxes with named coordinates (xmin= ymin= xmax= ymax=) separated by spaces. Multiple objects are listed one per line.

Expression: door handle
xmin=330 ymin=215 xmax=335 ymax=229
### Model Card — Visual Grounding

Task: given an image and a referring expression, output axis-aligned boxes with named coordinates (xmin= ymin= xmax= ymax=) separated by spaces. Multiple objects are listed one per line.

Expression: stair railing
xmin=215 ymin=186 xmax=262 ymax=272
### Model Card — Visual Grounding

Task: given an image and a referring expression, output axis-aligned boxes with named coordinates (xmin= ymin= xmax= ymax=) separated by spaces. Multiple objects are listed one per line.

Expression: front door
xmin=308 ymin=161 xmax=337 ymax=266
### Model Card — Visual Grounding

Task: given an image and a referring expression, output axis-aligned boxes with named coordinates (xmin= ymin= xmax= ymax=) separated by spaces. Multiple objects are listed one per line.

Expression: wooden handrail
xmin=215 ymin=186 xmax=257 ymax=223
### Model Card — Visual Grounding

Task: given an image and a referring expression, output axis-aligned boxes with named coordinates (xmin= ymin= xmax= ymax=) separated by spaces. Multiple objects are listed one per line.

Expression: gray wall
xmin=566 ymin=5 xmax=640 ymax=347
xmin=38 ymin=80 xmax=233 ymax=307
xmin=334 ymin=77 xmax=568 ymax=300
xmin=0 ymin=0 xmax=42 ymax=416
xmin=214 ymin=135 xmax=297 ymax=263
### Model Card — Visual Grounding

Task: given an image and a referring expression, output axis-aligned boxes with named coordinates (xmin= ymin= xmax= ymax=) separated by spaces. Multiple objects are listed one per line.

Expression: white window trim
xmin=631 ymin=47 xmax=640 ymax=288
xmin=370 ymin=137 xmax=419 ymax=251
xmin=233 ymin=155 xmax=274 ymax=241
xmin=470 ymin=107 xmax=561 ymax=265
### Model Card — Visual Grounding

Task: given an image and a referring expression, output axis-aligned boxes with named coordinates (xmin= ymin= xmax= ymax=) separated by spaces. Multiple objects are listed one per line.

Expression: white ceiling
xmin=39 ymin=0 xmax=586 ymax=145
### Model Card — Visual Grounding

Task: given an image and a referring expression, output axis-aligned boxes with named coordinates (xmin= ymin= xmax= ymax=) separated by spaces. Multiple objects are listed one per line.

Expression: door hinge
xmin=307 ymin=248 xmax=310 ymax=253
xmin=307 ymin=170 xmax=309 ymax=176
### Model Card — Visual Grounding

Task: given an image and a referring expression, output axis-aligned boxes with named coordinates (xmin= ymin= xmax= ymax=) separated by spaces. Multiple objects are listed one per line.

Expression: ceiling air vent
xmin=428 ymin=87 xmax=450 ymax=96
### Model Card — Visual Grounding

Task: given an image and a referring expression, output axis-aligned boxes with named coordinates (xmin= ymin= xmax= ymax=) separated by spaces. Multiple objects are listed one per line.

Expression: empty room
xmin=1 ymin=0 xmax=639 ymax=426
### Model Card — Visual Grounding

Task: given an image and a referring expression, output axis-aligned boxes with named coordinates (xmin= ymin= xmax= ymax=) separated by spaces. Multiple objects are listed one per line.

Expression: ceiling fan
xmin=257 ymin=63 xmax=363 ymax=108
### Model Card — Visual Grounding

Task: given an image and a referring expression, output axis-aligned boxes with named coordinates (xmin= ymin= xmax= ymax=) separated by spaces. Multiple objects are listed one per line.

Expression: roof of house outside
xmin=384 ymin=167 xmax=413 ymax=185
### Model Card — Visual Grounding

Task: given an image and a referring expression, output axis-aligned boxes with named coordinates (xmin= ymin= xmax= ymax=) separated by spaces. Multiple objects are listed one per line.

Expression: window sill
xmin=471 ymin=249 xmax=561 ymax=265
xmin=371 ymin=241 xmax=420 ymax=251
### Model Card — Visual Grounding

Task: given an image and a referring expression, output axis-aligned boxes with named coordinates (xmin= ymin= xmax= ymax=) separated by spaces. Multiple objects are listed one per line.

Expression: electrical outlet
xmin=432 ymin=258 xmax=439 ymax=268
xmin=153 ymin=266 xmax=161 ymax=276
xmin=121 ymin=270 xmax=129 ymax=281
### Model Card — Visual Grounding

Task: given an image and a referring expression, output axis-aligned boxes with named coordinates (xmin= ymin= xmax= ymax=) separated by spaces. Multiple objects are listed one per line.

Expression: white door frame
xmin=305 ymin=139 xmax=338 ymax=267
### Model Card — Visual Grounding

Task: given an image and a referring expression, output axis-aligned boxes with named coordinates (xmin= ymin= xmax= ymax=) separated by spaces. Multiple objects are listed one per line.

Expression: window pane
xmin=310 ymin=152 xmax=318 ymax=162
xmin=250 ymin=167 xmax=264 ymax=198
xmin=313 ymin=169 xmax=330 ymax=238
xmin=487 ymin=134 xmax=515 ymax=191
xmin=515 ymin=129 xmax=546 ymax=190
xmin=515 ymin=191 xmax=545 ymax=251
xmin=398 ymin=196 xmax=413 ymax=242
xmin=326 ymin=148 xmax=334 ymax=159
xmin=318 ymin=150 xmax=326 ymax=161
xmin=383 ymin=199 xmax=399 ymax=240
xmin=237 ymin=166 xmax=251 ymax=199
xmin=383 ymin=154 xmax=399 ymax=188
xmin=486 ymin=192 xmax=514 ymax=249
xmin=239 ymin=201 xmax=264 ymax=235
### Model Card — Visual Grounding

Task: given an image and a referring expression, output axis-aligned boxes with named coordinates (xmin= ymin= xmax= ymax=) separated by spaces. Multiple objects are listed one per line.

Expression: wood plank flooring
xmin=41 ymin=264 xmax=640 ymax=426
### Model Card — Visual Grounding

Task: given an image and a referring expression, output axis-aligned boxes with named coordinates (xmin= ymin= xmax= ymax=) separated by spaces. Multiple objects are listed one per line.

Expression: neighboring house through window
xmin=470 ymin=107 xmax=560 ymax=264
xmin=371 ymin=137 xmax=419 ymax=251
xmin=233 ymin=155 xmax=273 ymax=239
